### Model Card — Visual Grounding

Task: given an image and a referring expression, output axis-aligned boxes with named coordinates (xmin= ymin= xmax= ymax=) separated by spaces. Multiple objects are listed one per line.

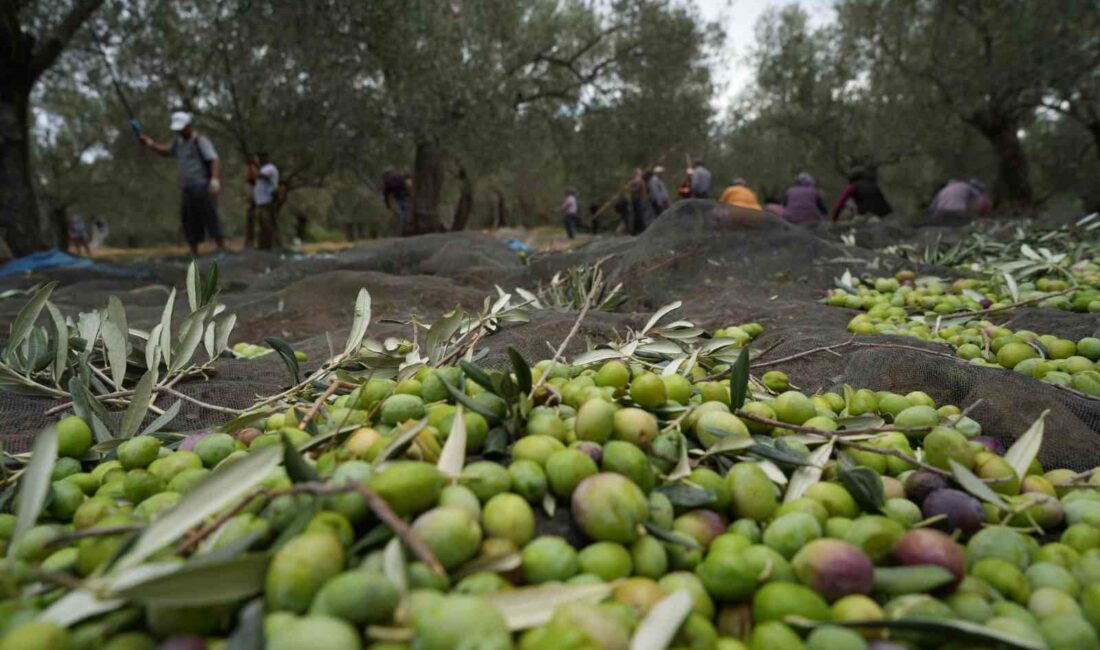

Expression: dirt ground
xmin=1 ymin=201 xmax=1098 ymax=466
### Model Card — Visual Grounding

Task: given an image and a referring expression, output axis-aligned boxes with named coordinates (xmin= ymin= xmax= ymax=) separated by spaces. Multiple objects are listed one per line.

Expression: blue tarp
xmin=506 ymin=238 xmax=533 ymax=254
xmin=0 ymin=249 xmax=140 ymax=278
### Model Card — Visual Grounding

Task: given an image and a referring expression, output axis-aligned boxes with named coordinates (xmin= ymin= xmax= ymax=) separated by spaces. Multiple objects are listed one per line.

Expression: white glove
xmin=208 ymin=178 xmax=221 ymax=196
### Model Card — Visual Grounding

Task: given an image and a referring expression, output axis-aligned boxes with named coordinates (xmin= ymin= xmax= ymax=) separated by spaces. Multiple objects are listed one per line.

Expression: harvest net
xmin=1 ymin=200 xmax=1098 ymax=467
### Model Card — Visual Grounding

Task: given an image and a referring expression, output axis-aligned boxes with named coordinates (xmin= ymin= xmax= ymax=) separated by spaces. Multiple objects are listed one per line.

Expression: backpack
xmin=189 ymin=135 xmax=213 ymax=181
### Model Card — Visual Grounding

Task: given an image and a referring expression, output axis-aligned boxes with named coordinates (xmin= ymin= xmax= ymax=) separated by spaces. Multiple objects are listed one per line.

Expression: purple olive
xmin=571 ymin=441 xmax=603 ymax=464
xmin=971 ymin=436 xmax=1005 ymax=455
xmin=903 ymin=470 xmax=947 ymax=505
xmin=921 ymin=488 xmax=985 ymax=534
xmin=178 ymin=431 xmax=212 ymax=452
xmin=894 ymin=528 xmax=965 ymax=583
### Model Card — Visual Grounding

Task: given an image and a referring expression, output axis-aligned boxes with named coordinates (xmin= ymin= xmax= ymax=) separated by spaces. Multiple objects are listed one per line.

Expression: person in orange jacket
xmin=718 ymin=178 xmax=762 ymax=210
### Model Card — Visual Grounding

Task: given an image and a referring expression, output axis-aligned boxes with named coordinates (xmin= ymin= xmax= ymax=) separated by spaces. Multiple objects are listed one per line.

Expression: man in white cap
xmin=140 ymin=111 xmax=225 ymax=256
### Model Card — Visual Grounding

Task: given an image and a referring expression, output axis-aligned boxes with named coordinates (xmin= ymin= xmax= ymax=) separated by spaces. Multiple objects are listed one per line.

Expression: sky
xmin=693 ymin=0 xmax=834 ymax=107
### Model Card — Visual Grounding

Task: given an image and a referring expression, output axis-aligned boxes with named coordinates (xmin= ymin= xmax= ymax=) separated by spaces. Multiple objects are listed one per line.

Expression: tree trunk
xmin=411 ymin=139 xmax=444 ymax=234
xmin=0 ymin=81 xmax=45 ymax=256
xmin=969 ymin=112 xmax=1033 ymax=211
xmin=493 ymin=189 xmax=507 ymax=228
xmin=451 ymin=164 xmax=473 ymax=232
xmin=1085 ymin=122 xmax=1100 ymax=214
xmin=49 ymin=205 xmax=69 ymax=251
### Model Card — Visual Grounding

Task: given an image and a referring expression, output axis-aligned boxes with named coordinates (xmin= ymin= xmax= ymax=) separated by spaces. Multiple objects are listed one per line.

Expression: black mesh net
xmin=1 ymin=200 xmax=1098 ymax=468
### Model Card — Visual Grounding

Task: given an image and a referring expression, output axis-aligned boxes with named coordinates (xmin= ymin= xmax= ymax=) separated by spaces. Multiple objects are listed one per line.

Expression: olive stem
xmin=835 ymin=439 xmax=950 ymax=477
xmin=731 ymin=409 xmax=933 ymax=437
xmin=748 ymin=337 xmax=856 ymax=369
xmin=530 ymin=265 xmax=603 ymax=396
xmin=175 ymin=481 xmax=446 ymax=577
xmin=299 ymin=380 xmax=341 ymax=431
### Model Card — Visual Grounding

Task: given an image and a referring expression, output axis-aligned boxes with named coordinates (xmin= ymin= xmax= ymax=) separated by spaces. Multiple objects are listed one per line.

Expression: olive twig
xmin=175 ymin=481 xmax=446 ymax=577
xmin=299 ymin=380 xmax=341 ymax=431
xmin=748 ymin=337 xmax=856 ymax=368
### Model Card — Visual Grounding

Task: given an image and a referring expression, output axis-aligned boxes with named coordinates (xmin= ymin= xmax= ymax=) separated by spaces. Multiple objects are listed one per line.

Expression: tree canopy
xmin=3 ymin=0 xmax=1100 ymax=254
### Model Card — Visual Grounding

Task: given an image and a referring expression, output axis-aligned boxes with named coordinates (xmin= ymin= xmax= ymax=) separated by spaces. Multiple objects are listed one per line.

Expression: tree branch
xmin=30 ymin=0 xmax=106 ymax=79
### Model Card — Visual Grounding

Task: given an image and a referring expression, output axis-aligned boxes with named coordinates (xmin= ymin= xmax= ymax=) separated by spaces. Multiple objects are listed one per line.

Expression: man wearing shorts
xmin=140 ymin=111 xmax=225 ymax=256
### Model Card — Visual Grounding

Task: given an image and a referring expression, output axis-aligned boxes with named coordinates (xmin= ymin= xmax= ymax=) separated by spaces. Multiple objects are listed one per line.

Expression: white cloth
xmin=253 ymin=163 xmax=280 ymax=205
xmin=563 ymin=195 xmax=578 ymax=215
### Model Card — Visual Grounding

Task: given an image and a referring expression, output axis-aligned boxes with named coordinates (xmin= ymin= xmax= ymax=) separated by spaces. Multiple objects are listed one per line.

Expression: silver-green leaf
xmin=950 ymin=459 xmax=1009 ymax=510
xmin=5 ymin=281 xmax=57 ymax=360
xmin=1003 ymin=410 xmax=1048 ymax=480
xmin=121 ymin=370 xmax=157 ymax=438
xmin=116 ymin=446 xmax=282 ymax=569
xmin=9 ymin=426 xmax=58 ymax=556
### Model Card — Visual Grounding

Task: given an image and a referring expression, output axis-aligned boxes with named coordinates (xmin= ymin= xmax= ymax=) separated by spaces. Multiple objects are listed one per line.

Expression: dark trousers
xmin=255 ymin=203 xmax=280 ymax=249
xmin=181 ymin=186 xmax=222 ymax=247
xmin=565 ymin=213 xmax=577 ymax=239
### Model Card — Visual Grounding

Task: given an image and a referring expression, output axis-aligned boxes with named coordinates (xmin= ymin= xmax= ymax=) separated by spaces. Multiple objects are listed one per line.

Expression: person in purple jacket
xmin=782 ymin=172 xmax=828 ymax=225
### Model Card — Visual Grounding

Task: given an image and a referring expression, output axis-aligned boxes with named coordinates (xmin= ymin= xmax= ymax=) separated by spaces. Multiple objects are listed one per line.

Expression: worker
xmin=719 ymin=178 xmax=762 ymax=210
xmin=253 ymin=151 xmax=281 ymax=249
xmin=139 ymin=111 xmax=225 ymax=256
xmin=558 ymin=188 xmax=579 ymax=239
xmin=830 ymin=169 xmax=892 ymax=222
xmin=383 ymin=168 xmax=411 ymax=235
xmin=782 ymin=172 xmax=827 ymax=225
xmin=647 ymin=166 xmax=671 ymax=215
xmin=927 ymin=177 xmax=990 ymax=224
xmin=690 ymin=160 xmax=712 ymax=198
xmin=243 ymin=154 xmax=258 ymax=248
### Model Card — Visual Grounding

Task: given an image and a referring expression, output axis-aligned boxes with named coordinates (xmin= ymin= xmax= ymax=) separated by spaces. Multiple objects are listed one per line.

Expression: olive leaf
xmin=745 ymin=437 xmax=813 ymax=467
xmin=729 ymin=345 xmax=750 ymax=409
xmin=631 ymin=589 xmax=694 ymax=650
xmin=644 ymin=523 xmax=700 ymax=550
xmin=115 ymin=446 xmax=282 ymax=570
xmin=70 ymin=375 xmax=117 ymax=441
xmin=343 ymin=288 xmax=372 ymax=357
xmin=570 ymin=348 xmax=625 ymax=366
xmin=438 ymin=376 xmax=499 ymax=420
xmin=113 ymin=553 xmax=270 ymax=606
xmin=45 ymin=301 xmax=69 ymax=382
xmin=100 ymin=318 xmax=129 ymax=389
xmin=215 ymin=314 xmax=237 ymax=357
xmin=158 ymin=288 xmax=176 ymax=369
xmin=120 ymin=370 xmax=156 ymax=438
xmin=838 ymin=465 xmax=885 ymax=513
xmin=657 ymin=482 xmax=716 ymax=508
xmin=873 ymin=565 xmax=956 ymax=596
xmin=140 ymin=400 xmax=181 ymax=436
xmin=486 ymin=582 xmax=613 ymax=631
xmin=949 ymin=459 xmax=1010 ymax=510
xmin=437 ymin=405 xmax=467 ymax=478
xmin=784 ymin=437 xmax=834 ymax=503
xmin=9 ymin=426 xmax=58 ymax=557
xmin=170 ymin=304 xmax=214 ymax=373
xmin=218 ymin=408 xmax=273 ymax=434
xmin=373 ymin=419 xmax=429 ymax=465
xmin=1003 ymin=409 xmax=1048 ymax=480
xmin=641 ymin=300 xmax=682 ymax=335
xmin=202 ymin=261 xmax=220 ymax=307
xmin=459 ymin=361 xmax=498 ymax=395
xmin=5 ymin=281 xmax=57 ymax=360
xmin=186 ymin=261 xmax=200 ymax=312
xmin=106 ymin=296 xmax=128 ymax=344
xmin=264 ymin=336 xmax=300 ymax=384
xmin=786 ymin=616 xmax=1044 ymax=650
xmin=701 ymin=434 xmax=755 ymax=458
xmin=383 ymin=537 xmax=408 ymax=595
xmin=425 ymin=308 xmax=464 ymax=364
xmin=507 ymin=346 xmax=532 ymax=394
xmin=453 ymin=552 xmax=522 ymax=581
xmin=281 ymin=432 xmax=319 ymax=483
xmin=227 ymin=598 xmax=265 ymax=650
